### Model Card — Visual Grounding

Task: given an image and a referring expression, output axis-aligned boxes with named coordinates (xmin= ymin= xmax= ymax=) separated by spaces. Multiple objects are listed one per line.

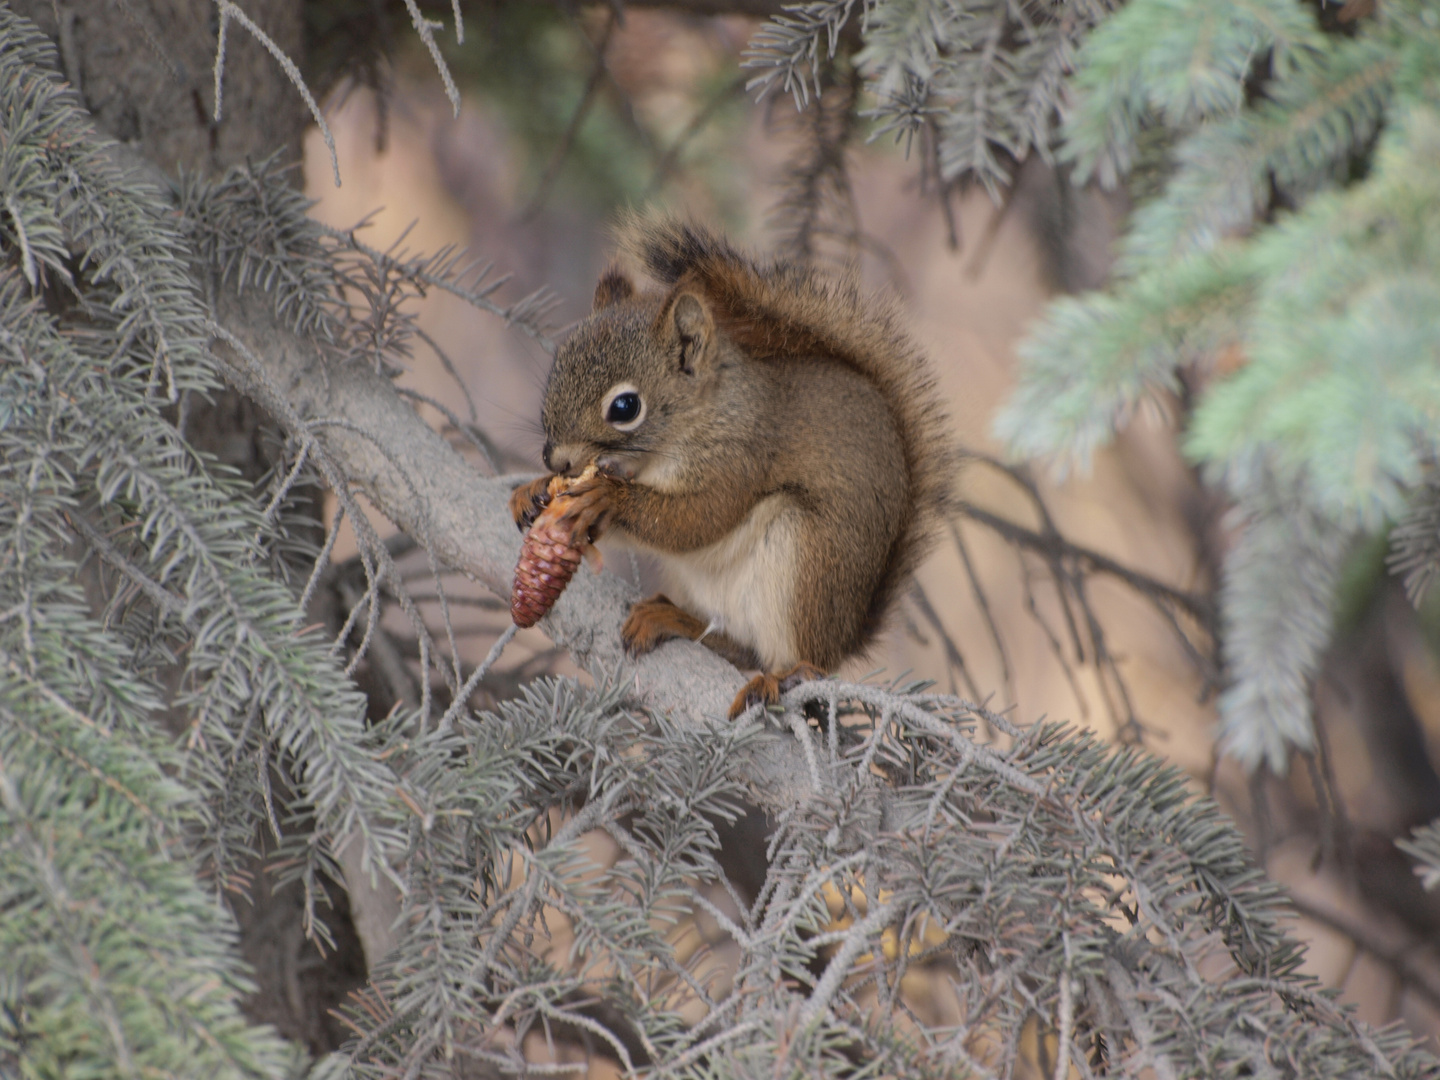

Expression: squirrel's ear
xmin=593 ymin=267 xmax=635 ymax=310
xmin=670 ymin=292 xmax=713 ymax=375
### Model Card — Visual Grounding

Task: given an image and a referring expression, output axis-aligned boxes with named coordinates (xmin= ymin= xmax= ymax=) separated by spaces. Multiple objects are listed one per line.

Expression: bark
xmin=14 ymin=0 xmax=307 ymax=176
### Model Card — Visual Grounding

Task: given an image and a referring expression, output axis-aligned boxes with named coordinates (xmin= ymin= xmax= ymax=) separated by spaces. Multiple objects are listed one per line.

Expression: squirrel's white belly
xmin=649 ymin=495 xmax=800 ymax=669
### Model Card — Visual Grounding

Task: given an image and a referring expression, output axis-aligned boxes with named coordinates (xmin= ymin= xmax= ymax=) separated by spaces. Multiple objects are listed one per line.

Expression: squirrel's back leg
xmin=728 ymin=663 xmax=827 ymax=719
xmin=623 ymin=594 xmax=759 ymax=669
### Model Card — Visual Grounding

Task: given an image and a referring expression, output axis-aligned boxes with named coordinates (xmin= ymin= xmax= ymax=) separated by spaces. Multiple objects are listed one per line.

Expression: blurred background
xmin=295 ymin=1 xmax=1440 ymax=1058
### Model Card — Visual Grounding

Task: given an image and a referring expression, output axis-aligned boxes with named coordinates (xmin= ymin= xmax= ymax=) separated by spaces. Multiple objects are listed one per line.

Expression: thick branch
xmin=210 ymin=288 xmax=816 ymax=811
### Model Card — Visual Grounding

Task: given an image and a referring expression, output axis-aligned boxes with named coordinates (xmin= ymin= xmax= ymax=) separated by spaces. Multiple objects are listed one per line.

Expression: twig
xmin=960 ymin=499 xmax=1213 ymax=626
xmin=111 ymin=0 xmax=181 ymax=83
xmin=65 ymin=511 xmax=192 ymax=627
xmin=521 ymin=10 xmax=618 ymax=221
xmin=787 ymin=710 xmax=826 ymax=794
xmin=209 ymin=322 xmax=455 ymax=713
xmin=214 ymin=0 xmax=340 ymax=186
xmin=962 ymin=449 xmax=1215 ymax=625
xmin=1053 ymin=970 xmax=1074 ymax=1080
xmin=395 ymin=386 xmax=500 ymax=474
xmin=400 ymin=0 xmax=460 ymax=116
xmin=307 ymin=416 xmax=464 ymax=695
xmin=964 ymin=173 xmax=1019 ymax=280
xmin=909 ymin=583 xmax=982 ymax=701
xmin=1017 ymin=543 xmax=1090 ymax=720
xmin=924 ymin=118 xmax=963 ymax=251
xmin=1256 ymin=973 xmax=1399 ymax=1077
xmin=319 ymin=223 xmax=558 ymax=352
xmin=771 ymin=63 xmax=861 ymax=268
xmin=1069 ymin=569 xmax=1147 ymax=744
xmin=1287 ymin=892 xmax=1440 ymax=1015
xmin=1310 ymin=709 xmax=1355 ymax=874
xmin=437 ymin=623 xmax=517 ymax=733
xmin=950 ymin=521 xmax=1014 ymax=701
xmin=336 ymin=574 xmax=422 ymax=710
xmin=414 ymin=327 xmax=477 ymax=424
xmin=796 ymin=901 xmax=897 ymax=1028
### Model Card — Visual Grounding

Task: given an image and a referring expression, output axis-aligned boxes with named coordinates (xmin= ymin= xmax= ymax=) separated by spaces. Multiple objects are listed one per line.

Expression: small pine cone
xmin=510 ymin=519 xmax=584 ymax=628
xmin=510 ymin=465 xmax=600 ymax=628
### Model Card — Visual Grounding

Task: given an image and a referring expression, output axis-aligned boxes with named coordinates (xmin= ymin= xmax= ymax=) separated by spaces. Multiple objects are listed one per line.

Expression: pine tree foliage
xmin=177 ymin=159 xmax=558 ymax=372
xmin=1060 ymin=0 xmax=1332 ymax=192
xmin=0 ymin=12 xmax=399 ymax=1075
xmin=1391 ymin=472 xmax=1440 ymax=604
xmin=320 ymin=676 xmax=1440 ymax=1079
xmin=745 ymin=0 xmax=1121 ymax=199
xmin=992 ymin=0 xmax=1440 ymax=771
xmin=5 ymin=3 xmax=1440 ymax=1076
xmin=1399 ymin=817 xmax=1440 ymax=893
xmin=769 ymin=69 xmax=865 ymax=269
xmin=1209 ymin=465 xmax=1350 ymax=771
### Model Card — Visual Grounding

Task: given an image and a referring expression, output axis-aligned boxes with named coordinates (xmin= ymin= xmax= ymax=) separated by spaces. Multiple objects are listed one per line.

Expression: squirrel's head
xmin=540 ymin=267 xmax=730 ymax=483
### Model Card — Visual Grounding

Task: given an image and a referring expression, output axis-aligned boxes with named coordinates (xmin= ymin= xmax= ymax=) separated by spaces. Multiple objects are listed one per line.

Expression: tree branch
xmin=208 ymin=286 xmax=820 ymax=955
xmin=1287 ymin=891 xmax=1440 ymax=1015
xmin=955 ymin=499 xmax=1215 ymax=627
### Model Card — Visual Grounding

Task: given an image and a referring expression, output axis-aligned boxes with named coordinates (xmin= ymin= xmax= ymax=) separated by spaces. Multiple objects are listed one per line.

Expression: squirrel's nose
xmin=542 ymin=440 xmax=572 ymax=475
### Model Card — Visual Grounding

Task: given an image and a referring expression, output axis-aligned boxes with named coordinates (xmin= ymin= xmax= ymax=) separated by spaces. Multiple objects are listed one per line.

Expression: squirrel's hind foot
xmin=728 ymin=662 xmax=827 ymax=720
xmin=622 ymin=594 xmax=707 ymax=655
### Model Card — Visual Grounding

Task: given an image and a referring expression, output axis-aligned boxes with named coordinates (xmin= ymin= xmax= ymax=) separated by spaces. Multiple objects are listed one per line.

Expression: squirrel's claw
xmin=549 ymin=470 xmax=618 ymax=543
xmin=729 ymin=673 xmax=780 ymax=719
xmin=509 ymin=476 xmax=554 ymax=532
xmin=728 ymin=662 xmax=827 ymax=720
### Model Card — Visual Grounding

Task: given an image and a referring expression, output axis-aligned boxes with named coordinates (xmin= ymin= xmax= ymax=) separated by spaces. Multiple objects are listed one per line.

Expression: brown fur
xmin=621 ymin=594 xmax=760 ymax=672
xmin=615 ymin=214 xmax=954 ymax=648
xmin=518 ymin=215 xmax=954 ymax=703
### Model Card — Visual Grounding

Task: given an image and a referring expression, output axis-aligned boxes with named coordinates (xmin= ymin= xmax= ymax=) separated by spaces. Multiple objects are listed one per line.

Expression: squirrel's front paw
xmin=622 ymin=594 xmax=707 ymax=656
xmin=548 ymin=470 xmax=620 ymax=542
xmin=509 ymin=476 xmax=555 ymax=532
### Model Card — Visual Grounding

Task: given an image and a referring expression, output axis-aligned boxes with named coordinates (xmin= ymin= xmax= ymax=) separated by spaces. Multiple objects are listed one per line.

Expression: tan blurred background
xmin=301 ymin=6 xmax=1440 ymax=1055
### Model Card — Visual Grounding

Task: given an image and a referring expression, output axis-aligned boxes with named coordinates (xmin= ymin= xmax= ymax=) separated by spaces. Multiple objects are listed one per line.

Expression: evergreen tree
xmin=989 ymin=0 xmax=1440 ymax=773
xmin=4 ymin=2 xmax=1440 ymax=1078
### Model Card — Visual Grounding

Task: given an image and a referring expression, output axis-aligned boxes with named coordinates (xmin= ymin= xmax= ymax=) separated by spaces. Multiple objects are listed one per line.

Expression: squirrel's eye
xmin=607 ymin=393 xmax=640 ymax=423
xmin=602 ymin=386 xmax=646 ymax=431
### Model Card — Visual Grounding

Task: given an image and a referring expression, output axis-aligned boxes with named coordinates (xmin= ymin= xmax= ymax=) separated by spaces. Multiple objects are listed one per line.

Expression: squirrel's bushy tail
xmin=615 ymin=212 xmax=956 ymax=642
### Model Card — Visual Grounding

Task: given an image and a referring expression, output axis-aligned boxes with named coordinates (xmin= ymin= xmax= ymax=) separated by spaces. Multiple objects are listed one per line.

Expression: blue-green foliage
xmin=746 ymin=0 xmax=1124 ymax=200
xmin=1188 ymin=104 xmax=1440 ymax=524
xmin=995 ymin=0 xmax=1440 ymax=771
xmin=8 ymin=1 xmax=1440 ymax=1073
xmin=0 ymin=12 xmax=401 ymax=1076
xmin=1064 ymin=0 xmax=1326 ymax=189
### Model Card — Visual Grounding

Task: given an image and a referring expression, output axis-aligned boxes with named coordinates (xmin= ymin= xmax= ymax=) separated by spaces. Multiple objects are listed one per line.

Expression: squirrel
xmin=510 ymin=216 xmax=953 ymax=719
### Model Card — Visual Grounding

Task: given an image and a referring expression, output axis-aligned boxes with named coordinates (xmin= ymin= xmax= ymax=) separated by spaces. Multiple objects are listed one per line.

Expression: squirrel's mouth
xmin=547 ymin=441 xmax=653 ymax=483
xmin=594 ymin=452 xmax=640 ymax=481
xmin=543 ymin=440 xmax=592 ymax=477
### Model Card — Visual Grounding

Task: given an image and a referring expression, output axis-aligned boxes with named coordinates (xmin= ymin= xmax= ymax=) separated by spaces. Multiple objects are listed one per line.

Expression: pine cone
xmin=510 ymin=520 xmax=584 ymax=628
xmin=509 ymin=465 xmax=599 ymax=628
